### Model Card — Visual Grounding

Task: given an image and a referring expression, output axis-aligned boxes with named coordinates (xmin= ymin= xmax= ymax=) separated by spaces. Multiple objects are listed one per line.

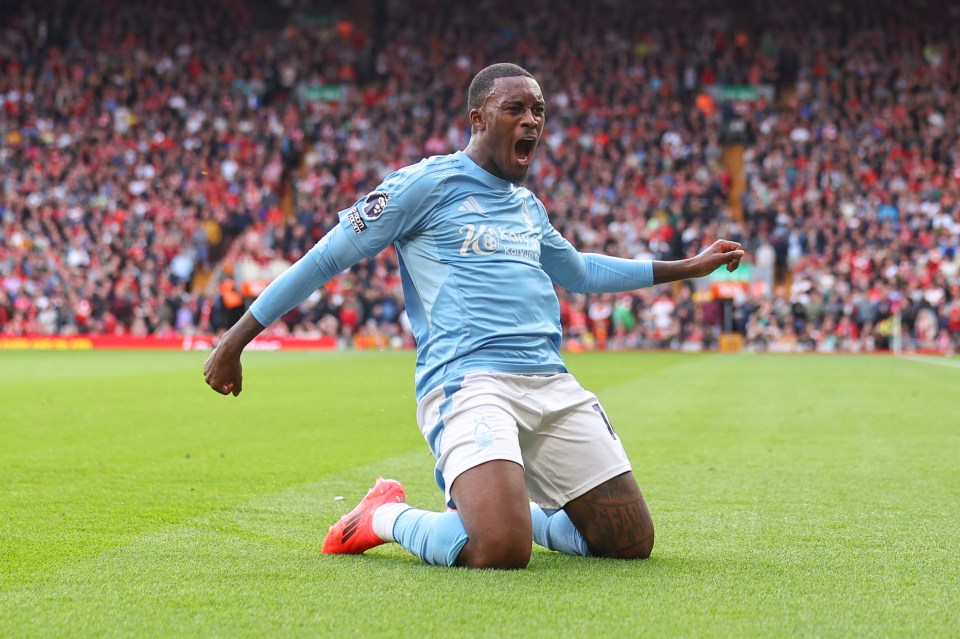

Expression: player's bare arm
xmin=652 ymin=239 xmax=745 ymax=285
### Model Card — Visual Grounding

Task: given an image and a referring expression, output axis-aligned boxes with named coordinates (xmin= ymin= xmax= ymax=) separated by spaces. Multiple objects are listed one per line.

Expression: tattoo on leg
xmin=576 ymin=481 xmax=653 ymax=555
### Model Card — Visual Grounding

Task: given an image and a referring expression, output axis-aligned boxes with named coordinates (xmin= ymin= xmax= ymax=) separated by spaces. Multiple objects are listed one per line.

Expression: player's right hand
xmin=203 ymin=346 xmax=243 ymax=396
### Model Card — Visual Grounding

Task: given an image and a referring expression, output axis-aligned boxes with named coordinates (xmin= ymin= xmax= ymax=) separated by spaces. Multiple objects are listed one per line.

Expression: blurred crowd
xmin=1 ymin=0 xmax=958 ymax=354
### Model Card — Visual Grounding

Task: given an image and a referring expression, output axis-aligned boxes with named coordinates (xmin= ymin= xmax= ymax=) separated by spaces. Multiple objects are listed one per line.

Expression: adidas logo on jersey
xmin=458 ymin=196 xmax=485 ymax=213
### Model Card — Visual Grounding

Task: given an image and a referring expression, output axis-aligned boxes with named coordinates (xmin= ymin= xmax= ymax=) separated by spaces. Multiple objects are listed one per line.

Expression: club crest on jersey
xmin=361 ymin=191 xmax=390 ymax=220
xmin=521 ymin=200 xmax=536 ymax=232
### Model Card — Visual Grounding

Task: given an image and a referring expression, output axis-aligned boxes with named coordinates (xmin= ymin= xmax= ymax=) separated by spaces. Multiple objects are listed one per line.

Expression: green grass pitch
xmin=1 ymin=349 xmax=958 ymax=638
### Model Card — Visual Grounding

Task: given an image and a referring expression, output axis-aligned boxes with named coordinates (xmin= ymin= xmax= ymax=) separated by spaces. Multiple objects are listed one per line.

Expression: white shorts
xmin=416 ymin=371 xmax=632 ymax=510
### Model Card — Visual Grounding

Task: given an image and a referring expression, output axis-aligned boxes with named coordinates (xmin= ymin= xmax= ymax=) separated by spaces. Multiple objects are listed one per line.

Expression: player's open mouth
xmin=515 ymin=138 xmax=536 ymax=164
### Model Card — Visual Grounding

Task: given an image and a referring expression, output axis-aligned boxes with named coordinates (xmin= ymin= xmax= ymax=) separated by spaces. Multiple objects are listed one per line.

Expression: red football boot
xmin=322 ymin=478 xmax=406 ymax=554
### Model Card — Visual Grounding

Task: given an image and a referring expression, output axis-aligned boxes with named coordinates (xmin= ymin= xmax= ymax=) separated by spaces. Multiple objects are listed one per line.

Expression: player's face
xmin=470 ymin=76 xmax=545 ymax=184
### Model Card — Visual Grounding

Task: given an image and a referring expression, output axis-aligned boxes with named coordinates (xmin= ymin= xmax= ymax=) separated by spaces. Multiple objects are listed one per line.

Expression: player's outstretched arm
xmin=541 ymin=224 xmax=743 ymax=294
xmin=202 ymin=224 xmax=369 ymax=397
xmin=203 ymin=311 xmax=266 ymax=396
xmin=652 ymin=239 xmax=744 ymax=285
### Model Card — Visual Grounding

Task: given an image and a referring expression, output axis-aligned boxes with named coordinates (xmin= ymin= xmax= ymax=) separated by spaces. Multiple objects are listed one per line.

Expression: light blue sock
xmin=392 ymin=509 xmax=469 ymax=567
xmin=530 ymin=503 xmax=591 ymax=557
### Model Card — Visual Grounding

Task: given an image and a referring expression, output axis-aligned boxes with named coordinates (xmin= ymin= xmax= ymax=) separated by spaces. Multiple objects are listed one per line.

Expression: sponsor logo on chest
xmin=453 ymin=195 xmax=540 ymax=259
xmin=458 ymin=223 xmax=539 ymax=259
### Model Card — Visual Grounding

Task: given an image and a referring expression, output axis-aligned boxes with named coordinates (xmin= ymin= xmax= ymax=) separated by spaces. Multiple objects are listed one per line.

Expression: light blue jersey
xmin=250 ymin=151 xmax=653 ymax=400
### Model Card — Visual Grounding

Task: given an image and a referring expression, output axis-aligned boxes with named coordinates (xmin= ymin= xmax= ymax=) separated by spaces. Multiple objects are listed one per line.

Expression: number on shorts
xmin=592 ymin=403 xmax=617 ymax=439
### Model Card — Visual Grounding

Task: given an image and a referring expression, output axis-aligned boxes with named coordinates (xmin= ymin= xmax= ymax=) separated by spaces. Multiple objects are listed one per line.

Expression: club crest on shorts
xmin=473 ymin=417 xmax=494 ymax=449
xmin=361 ymin=191 xmax=390 ymax=220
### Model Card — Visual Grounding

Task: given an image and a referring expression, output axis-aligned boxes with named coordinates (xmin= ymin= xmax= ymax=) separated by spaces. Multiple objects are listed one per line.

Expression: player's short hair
xmin=467 ymin=63 xmax=535 ymax=111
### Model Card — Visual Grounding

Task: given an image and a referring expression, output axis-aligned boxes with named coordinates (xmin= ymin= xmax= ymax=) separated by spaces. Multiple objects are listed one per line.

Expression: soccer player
xmin=204 ymin=63 xmax=744 ymax=569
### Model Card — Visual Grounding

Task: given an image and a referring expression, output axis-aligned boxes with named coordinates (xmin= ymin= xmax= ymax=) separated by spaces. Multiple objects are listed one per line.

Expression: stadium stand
xmin=1 ymin=0 xmax=957 ymax=354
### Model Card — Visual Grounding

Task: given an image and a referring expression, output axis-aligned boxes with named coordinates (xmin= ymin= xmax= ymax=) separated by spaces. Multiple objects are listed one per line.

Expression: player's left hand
xmin=689 ymin=239 xmax=744 ymax=278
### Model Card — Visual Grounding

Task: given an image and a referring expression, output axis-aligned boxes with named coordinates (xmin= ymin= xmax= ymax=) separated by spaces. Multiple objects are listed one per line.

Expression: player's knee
xmin=590 ymin=523 xmax=655 ymax=560
xmin=459 ymin=534 xmax=531 ymax=570
xmin=621 ymin=527 xmax=655 ymax=560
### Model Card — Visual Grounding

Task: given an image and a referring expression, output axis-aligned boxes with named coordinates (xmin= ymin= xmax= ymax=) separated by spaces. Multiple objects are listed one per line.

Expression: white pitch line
xmin=902 ymin=355 xmax=960 ymax=369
